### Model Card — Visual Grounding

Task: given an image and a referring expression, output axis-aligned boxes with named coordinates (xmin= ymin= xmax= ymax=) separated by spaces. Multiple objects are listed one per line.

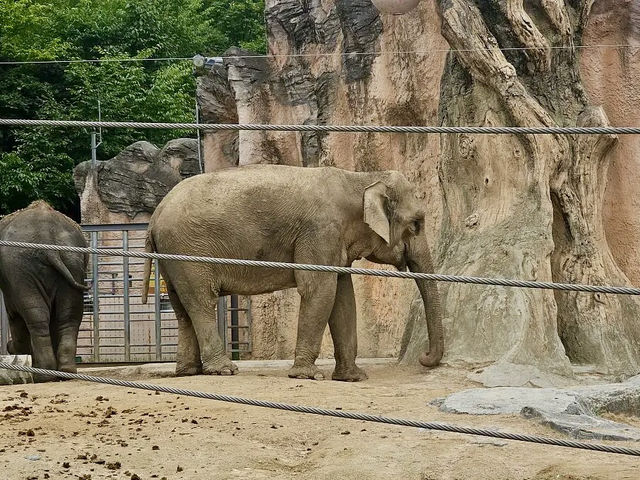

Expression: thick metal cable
xmin=0 ymin=43 xmax=637 ymax=65
xmin=0 ymin=363 xmax=638 ymax=457
xmin=0 ymin=240 xmax=639 ymax=296
xmin=2 ymin=118 xmax=640 ymax=135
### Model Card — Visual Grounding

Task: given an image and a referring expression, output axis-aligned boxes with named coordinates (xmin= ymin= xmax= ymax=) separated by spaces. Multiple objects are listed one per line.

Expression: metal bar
xmin=230 ymin=295 xmax=239 ymax=360
xmin=217 ymin=296 xmax=226 ymax=352
xmin=195 ymin=100 xmax=204 ymax=173
xmin=246 ymin=296 xmax=252 ymax=354
xmin=91 ymin=231 xmax=100 ymax=362
xmin=81 ymin=223 xmax=148 ymax=232
xmin=91 ymin=131 xmax=97 ymax=166
xmin=0 ymin=292 xmax=8 ymax=355
xmin=94 ymin=294 xmax=145 ymax=299
xmin=122 ymin=231 xmax=131 ymax=362
xmin=154 ymin=259 xmax=162 ymax=360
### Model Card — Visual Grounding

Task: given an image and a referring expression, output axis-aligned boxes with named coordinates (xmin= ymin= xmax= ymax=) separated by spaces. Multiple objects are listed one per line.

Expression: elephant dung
xmin=0 ymin=355 xmax=34 ymax=385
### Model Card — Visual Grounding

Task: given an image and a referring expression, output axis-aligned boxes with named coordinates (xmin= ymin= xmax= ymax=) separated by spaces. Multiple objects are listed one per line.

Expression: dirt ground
xmin=0 ymin=361 xmax=639 ymax=480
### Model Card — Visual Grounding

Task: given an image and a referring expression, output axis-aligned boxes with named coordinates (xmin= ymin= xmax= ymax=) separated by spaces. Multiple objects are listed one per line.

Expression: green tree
xmin=0 ymin=0 xmax=266 ymax=218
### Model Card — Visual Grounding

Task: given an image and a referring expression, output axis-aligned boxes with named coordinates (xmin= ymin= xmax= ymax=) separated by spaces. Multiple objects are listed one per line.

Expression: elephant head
xmin=363 ymin=172 xmax=444 ymax=367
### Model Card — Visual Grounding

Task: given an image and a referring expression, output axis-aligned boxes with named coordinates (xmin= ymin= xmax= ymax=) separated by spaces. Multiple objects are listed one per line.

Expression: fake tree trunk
xmin=402 ymin=0 xmax=640 ymax=381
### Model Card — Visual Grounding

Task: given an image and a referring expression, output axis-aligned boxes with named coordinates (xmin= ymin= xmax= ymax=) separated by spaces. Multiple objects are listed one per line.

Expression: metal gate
xmin=0 ymin=223 xmax=252 ymax=363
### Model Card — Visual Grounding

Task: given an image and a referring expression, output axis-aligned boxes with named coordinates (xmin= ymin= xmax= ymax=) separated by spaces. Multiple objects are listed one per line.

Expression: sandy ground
xmin=0 ymin=361 xmax=639 ymax=480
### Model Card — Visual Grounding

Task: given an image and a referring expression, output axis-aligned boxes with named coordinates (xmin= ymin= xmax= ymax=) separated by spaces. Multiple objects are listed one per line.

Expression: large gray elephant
xmin=0 ymin=201 xmax=88 ymax=381
xmin=142 ymin=165 xmax=443 ymax=381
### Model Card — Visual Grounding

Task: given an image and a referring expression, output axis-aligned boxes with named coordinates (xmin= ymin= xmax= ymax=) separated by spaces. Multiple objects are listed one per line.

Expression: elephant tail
xmin=141 ymin=232 xmax=155 ymax=304
xmin=48 ymin=251 xmax=88 ymax=291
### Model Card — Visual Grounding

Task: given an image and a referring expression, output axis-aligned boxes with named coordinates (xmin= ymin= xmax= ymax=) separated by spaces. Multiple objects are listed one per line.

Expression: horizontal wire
xmin=0 ymin=363 xmax=638 ymax=457
xmin=0 ymin=43 xmax=637 ymax=65
xmin=1 ymin=118 xmax=640 ymax=135
xmin=0 ymin=240 xmax=638 ymax=296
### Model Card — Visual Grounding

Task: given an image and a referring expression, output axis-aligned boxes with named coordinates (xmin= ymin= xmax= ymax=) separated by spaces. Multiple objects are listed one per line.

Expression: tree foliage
xmin=0 ymin=0 xmax=266 ymax=217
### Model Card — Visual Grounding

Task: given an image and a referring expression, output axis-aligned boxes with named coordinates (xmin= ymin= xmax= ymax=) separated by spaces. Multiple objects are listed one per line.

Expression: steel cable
xmin=2 ymin=118 xmax=640 ymax=135
xmin=0 ymin=240 xmax=639 ymax=296
xmin=0 ymin=363 xmax=639 ymax=457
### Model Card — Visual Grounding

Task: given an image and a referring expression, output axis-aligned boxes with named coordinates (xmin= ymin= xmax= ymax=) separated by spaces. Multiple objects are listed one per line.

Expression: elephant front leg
xmin=329 ymin=274 xmax=367 ymax=382
xmin=289 ymin=271 xmax=338 ymax=380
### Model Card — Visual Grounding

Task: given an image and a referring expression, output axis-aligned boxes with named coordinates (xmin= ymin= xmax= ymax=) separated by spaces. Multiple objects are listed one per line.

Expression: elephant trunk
xmin=406 ymin=235 xmax=444 ymax=367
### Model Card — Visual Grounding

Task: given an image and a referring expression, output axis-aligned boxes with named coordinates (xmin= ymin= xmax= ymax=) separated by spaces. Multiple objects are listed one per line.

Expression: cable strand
xmin=0 ymin=363 xmax=638 ymax=457
xmin=0 ymin=240 xmax=638 ymax=296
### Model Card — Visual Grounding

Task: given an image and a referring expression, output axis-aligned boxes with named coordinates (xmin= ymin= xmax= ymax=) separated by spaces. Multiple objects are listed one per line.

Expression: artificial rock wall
xmin=195 ymin=0 xmax=640 ymax=380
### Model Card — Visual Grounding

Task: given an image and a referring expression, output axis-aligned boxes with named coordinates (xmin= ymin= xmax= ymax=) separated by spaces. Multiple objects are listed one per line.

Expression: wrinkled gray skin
xmin=143 ymin=165 xmax=443 ymax=381
xmin=0 ymin=201 xmax=88 ymax=382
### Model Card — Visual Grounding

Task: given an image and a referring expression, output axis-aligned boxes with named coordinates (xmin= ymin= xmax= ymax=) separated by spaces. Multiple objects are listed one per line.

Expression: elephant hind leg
xmin=22 ymin=306 xmax=57 ymax=382
xmin=167 ymin=287 xmax=202 ymax=376
xmin=51 ymin=288 xmax=83 ymax=373
xmin=7 ymin=312 xmax=31 ymax=355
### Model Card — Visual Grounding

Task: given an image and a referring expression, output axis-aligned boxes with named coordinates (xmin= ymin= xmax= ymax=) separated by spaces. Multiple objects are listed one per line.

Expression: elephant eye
xmin=412 ymin=219 xmax=422 ymax=235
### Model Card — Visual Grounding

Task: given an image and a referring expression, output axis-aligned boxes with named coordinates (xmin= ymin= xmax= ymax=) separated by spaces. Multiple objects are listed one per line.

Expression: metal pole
xmin=217 ymin=297 xmax=227 ymax=353
xmin=246 ymin=296 xmax=252 ymax=355
xmin=153 ymin=259 xmax=162 ymax=360
xmin=0 ymin=292 xmax=8 ymax=355
xmin=91 ymin=231 xmax=100 ymax=362
xmin=195 ymin=100 xmax=203 ymax=173
xmin=91 ymin=131 xmax=97 ymax=166
xmin=230 ymin=295 xmax=239 ymax=360
xmin=122 ymin=230 xmax=130 ymax=362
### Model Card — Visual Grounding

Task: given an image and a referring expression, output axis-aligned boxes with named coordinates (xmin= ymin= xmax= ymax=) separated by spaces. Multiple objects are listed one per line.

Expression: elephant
xmin=0 ymin=201 xmax=88 ymax=381
xmin=142 ymin=165 xmax=443 ymax=381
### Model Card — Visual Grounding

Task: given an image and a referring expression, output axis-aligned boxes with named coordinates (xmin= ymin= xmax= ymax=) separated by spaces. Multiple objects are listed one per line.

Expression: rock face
xmin=195 ymin=0 xmax=640 ymax=380
xmin=74 ymin=138 xmax=200 ymax=224
xmin=437 ymin=376 xmax=640 ymax=441
xmin=0 ymin=355 xmax=33 ymax=385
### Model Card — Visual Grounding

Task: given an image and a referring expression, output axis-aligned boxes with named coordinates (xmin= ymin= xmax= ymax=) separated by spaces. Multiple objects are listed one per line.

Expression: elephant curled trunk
xmin=406 ymin=235 xmax=444 ymax=367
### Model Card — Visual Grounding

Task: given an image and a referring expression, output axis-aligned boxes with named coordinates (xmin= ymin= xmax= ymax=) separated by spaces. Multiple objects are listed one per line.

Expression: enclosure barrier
xmin=0 ymin=362 xmax=638 ymax=457
xmin=0 ymin=240 xmax=639 ymax=296
xmin=2 ymin=118 xmax=640 ymax=135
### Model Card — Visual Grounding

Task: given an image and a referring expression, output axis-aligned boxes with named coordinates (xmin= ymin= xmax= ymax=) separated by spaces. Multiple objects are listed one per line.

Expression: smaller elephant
xmin=0 ymin=201 xmax=88 ymax=381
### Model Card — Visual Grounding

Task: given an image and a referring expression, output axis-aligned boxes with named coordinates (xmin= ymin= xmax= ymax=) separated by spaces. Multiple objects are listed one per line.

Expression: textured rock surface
xmin=437 ymin=376 xmax=640 ymax=441
xmin=0 ymin=355 xmax=33 ymax=384
xmin=74 ymin=138 xmax=199 ymax=224
xmin=194 ymin=0 xmax=640 ymax=378
xmin=196 ymin=62 xmax=239 ymax=171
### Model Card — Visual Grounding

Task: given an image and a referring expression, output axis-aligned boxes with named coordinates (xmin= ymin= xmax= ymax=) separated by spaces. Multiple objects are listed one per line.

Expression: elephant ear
xmin=363 ymin=181 xmax=391 ymax=245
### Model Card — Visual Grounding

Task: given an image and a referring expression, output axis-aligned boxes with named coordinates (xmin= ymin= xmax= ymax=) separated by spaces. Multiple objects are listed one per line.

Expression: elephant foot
xmin=202 ymin=357 xmax=239 ymax=376
xmin=7 ymin=340 xmax=30 ymax=355
xmin=332 ymin=365 xmax=368 ymax=382
xmin=288 ymin=364 xmax=325 ymax=380
xmin=57 ymin=364 xmax=78 ymax=375
xmin=33 ymin=372 xmax=59 ymax=383
xmin=175 ymin=363 xmax=203 ymax=377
